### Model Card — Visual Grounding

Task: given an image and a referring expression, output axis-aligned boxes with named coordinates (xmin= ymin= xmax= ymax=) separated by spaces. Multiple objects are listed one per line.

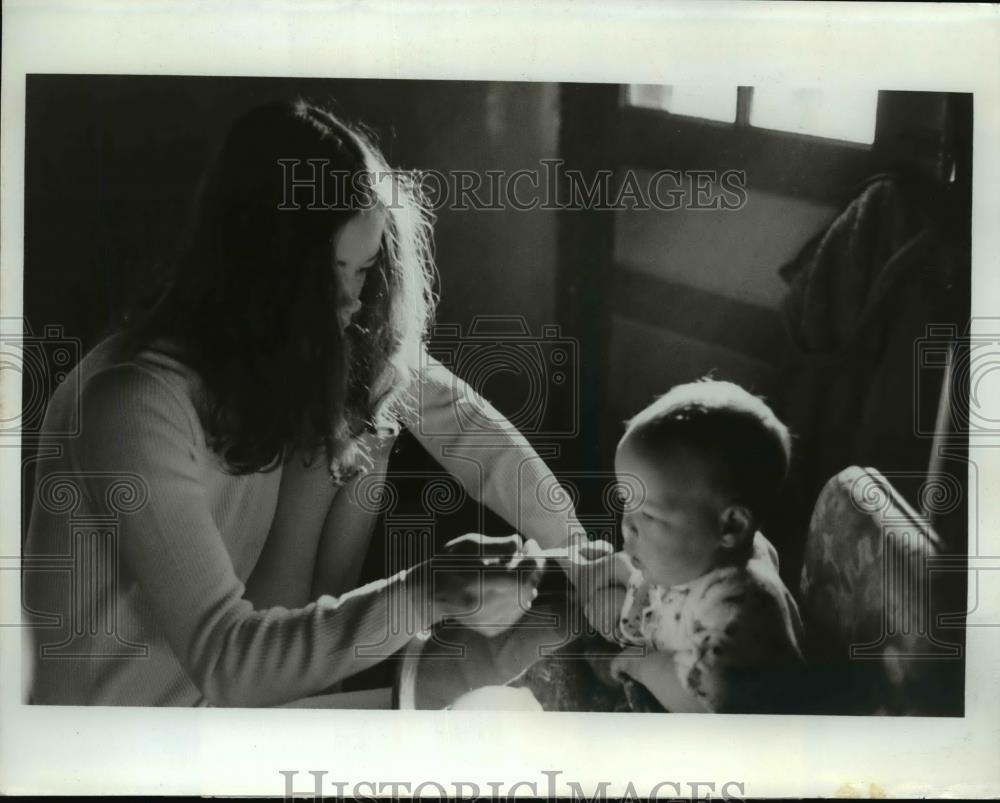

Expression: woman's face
xmin=332 ymin=207 xmax=386 ymax=329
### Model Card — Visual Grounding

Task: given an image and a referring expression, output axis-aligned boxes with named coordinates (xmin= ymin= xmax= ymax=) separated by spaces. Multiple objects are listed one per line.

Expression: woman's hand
xmin=561 ymin=543 xmax=633 ymax=642
xmin=584 ymin=583 xmax=629 ymax=643
xmin=419 ymin=533 xmax=545 ymax=636
xmin=559 ymin=535 xmax=611 ymax=588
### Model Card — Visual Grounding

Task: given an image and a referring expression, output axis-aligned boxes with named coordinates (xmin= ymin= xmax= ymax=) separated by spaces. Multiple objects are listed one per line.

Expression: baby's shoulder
xmin=687 ymin=559 xmax=795 ymax=637
xmin=683 ymin=559 xmax=803 ymax=666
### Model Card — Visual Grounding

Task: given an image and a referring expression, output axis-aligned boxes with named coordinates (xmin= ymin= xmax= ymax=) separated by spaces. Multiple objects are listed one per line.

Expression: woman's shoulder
xmin=65 ymin=331 xmax=205 ymax=439
xmin=77 ymin=331 xmax=192 ymax=388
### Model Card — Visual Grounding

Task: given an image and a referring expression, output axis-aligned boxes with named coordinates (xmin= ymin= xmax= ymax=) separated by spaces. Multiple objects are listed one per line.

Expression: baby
xmin=597 ymin=379 xmax=806 ymax=713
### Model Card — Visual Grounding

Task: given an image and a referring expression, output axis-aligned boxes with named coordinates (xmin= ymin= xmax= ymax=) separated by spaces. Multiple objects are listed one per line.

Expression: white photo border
xmin=2 ymin=0 xmax=999 ymax=797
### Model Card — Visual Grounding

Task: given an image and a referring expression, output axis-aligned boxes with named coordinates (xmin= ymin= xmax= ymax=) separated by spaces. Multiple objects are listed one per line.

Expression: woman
xmin=24 ymin=99 xmax=606 ymax=707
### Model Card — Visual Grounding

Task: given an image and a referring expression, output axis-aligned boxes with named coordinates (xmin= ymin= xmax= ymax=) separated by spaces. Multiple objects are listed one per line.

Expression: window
xmin=751 ymin=88 xmax=877 ymax=144
xmin=625 ymin=84 xmax=878 ymax=145
xmin=625 ymin=84 xmax=737 ymax=124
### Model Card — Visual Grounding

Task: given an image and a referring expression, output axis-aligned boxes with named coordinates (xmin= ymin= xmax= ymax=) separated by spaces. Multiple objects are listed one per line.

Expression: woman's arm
xmin=309 ymin=432 xmax=397 ymax=600
xmin=243 ymin=449 xmax=341 ymax=609
xmin=405 ymin=350 xmax=587 ymax=551
xmin=77 ymin=366 xmax=432 ymax=707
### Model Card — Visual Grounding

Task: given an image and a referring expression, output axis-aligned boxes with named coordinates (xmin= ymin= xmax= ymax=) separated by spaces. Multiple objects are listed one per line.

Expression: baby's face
xmin=615 ymin=433 xmax=724 ymax=588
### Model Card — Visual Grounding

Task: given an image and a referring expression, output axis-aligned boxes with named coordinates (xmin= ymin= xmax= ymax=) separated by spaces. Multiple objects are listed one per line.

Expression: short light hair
xmin=624 ymin=379 xmax=791 ymax=522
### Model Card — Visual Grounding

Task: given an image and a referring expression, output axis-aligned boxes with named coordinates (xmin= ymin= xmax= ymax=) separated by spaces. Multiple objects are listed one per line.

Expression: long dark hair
xmin=123 ymin=98 xmax=436 ymax=477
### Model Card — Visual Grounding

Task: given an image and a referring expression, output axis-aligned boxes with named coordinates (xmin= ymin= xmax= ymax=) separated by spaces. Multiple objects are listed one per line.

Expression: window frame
xmin=553 ymin=84 xmax=961 ymax=474
xmin=617 ymin=85 xmax=882 ymax=206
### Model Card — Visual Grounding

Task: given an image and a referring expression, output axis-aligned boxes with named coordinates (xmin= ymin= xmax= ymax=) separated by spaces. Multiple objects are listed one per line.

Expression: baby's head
xmin=615 ymin=379 xmax=791 ymax=588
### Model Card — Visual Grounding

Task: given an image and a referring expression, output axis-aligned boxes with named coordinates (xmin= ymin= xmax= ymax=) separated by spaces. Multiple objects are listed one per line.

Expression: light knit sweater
xmin=24 ymin=334 xmax=583 ymax=707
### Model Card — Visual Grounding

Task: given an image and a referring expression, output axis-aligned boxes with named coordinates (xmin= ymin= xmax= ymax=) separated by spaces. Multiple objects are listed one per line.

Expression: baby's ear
xmin=718 ymin=504 xmax=754 ymax=550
